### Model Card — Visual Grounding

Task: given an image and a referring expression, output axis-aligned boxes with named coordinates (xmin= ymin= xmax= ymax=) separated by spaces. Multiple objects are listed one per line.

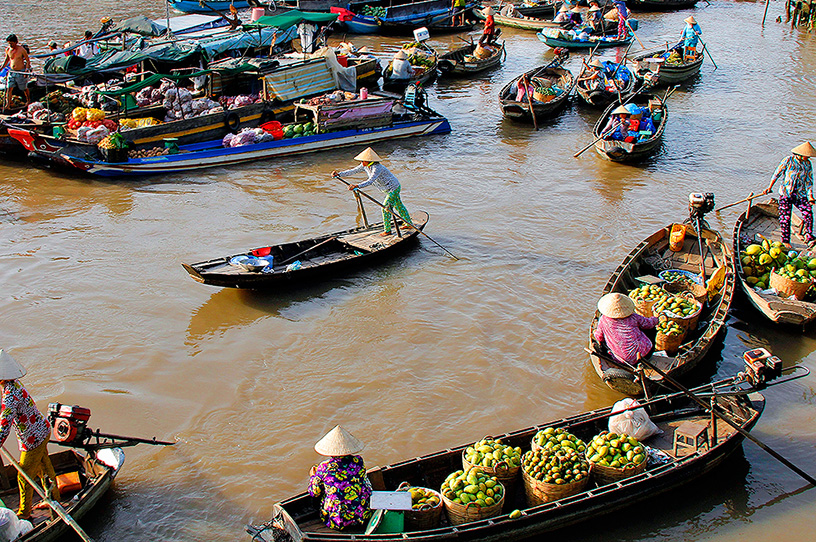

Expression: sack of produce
xmin=462 ymin=437 xmax=522 ymax=497
xmin=397 ymin=483 xmax=443 ymax=531
xmin=522 ymin=432 xmax=591 ymax=506
xmin=628 ymin=284 xmax=669 ymax=318
xmin=608 ymin=398 xmax=661 ymax=441
xmin=440 ymin=467 xmax=504 ymax=525
xmin=585 ymin=431 xmax=647 ymax=485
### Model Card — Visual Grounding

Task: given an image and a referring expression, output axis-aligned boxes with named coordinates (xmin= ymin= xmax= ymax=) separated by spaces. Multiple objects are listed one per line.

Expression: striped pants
xmin=618 ymin=16 xmax=627 ymax=39
xmin=382 ymin=188 xmax=411 ymax=233
xmin=778 ymin=194 xmax=816 ymax=244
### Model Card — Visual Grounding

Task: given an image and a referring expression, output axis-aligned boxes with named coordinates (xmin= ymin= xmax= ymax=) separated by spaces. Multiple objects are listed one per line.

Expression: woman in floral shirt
xmin=308 ymin=425 xmax=372 ymax=530
xmin=0 ymin=349 xmax=60 ymax=519
xmin=764 ymin=142 xmax=816 ymax=246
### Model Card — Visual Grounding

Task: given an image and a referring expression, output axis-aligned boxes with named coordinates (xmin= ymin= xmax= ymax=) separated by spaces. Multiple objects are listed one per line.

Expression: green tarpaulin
xmin=245 ymin=10 xmax=339 ymax=31
xmin=95 ymin=70 xmax=213 ymax=96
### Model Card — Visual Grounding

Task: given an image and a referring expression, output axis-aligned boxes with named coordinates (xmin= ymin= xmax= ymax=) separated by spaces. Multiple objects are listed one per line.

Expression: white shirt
xmin=78 ymin=41 xmax=99 ymax=59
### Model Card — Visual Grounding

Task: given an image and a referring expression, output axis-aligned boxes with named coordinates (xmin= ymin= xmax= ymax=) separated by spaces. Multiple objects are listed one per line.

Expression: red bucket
xmin=260 ymin=121 xmax=282 ymax=133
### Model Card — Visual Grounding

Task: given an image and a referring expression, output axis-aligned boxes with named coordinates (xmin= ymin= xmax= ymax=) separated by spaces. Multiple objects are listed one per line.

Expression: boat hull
xmin=538 ymin=32 xmax=634 ymax=49
xmin=593 ymin=93 xmax=667 ymax=162
xmin=499 ymin=65 xmax=575 ymax=124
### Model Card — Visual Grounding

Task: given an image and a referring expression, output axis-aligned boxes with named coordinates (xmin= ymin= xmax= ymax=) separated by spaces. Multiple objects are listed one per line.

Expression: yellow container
xmin=669 ymin=224 xmax=686 ymax=252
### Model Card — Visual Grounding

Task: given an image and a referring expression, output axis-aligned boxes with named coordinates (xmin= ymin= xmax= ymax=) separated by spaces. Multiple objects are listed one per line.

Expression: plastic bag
xmin=0 ymin=507 xmax=33 ymax=541
xmin=608 ymin=398 xmax=661 ymax=441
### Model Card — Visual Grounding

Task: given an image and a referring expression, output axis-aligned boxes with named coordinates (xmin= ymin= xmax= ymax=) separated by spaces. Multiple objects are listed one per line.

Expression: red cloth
xmin=330 ymin=7 xmax=355 ymax=22
xmin=484 ymin=14 xmax=495 ymax=34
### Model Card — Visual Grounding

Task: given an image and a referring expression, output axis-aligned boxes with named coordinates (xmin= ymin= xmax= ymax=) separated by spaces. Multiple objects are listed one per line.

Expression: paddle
xmin=636 ymin=356 xmax=816 ymax=486
xmin=332 ymin=174 xmax=460 ymax=260
xmin=625 ymin=19 xmax=645 ymax=49
xmin=522 ymin=74 xmax=539 ymax=131
xmin=716 ymin=192 xmax=765 ymax=212
xmin=697 ymin=35 xmax=718 ymax=70
xmin=278 ymin=236 xmax=339 ymax=267
xmin=0 ymin=446 xmax=95 ymax=542
xmin=609 ymin=40 xmax=634 ymax=103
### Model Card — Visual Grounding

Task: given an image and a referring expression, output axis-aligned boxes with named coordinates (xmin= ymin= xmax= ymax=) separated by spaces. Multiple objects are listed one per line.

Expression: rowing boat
xmin=183 ymin=212 xmax=428 ymax=289
xmin=10 ymin=448 xmax=124 ymax=541
xmin=630 ymin=46 xmax=704 ymax=86
xmin=382 ymin=45 xmax=439 ymax=90
xmin=248 ymin=380 xmax=764 ymax=541
xmin=499 ymin=63 xmax=575 ymax=123
xmin=438 ymin=41 xmax=505 ymax=76
xmin=732 ymin=200 xmax=816 ymax=326
xmin=627 ymin=0 xmax=700 ymax=11
xmin=575 ymin=60 xmax=637 ymax=107
xmin=476 ymin=11 xmax=618 ymax=33
xmin=592 ymin=93 xmax=667 ymax=162
xmin=538 ymin=28 xmax=633 ymax=49
xmin=588 ymin=219 xmax=735 ymax=396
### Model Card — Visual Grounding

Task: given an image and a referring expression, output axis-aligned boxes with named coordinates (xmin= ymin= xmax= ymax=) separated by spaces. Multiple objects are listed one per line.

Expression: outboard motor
xmin=48 ymin=403 xmax=91 ymax=446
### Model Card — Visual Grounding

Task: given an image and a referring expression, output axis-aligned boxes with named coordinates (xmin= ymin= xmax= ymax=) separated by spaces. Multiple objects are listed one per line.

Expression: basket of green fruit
xmin=628 ymin=285 xmax=669 ymax=318
xmin=655 ymin=317 xmax=685 ymax=355
xmin=652 ymin=294 xmax=702 ymax=333
xmin=521 ymin=436 xmax=591 ymax=506
xmin=462 ymin=437 xmax=522 ymax=497
xmin=440 ymin=467 xmax=505 ymax=525
xmin=397 ymin=483 xmax=443 ymax=531
xmin=585 ymin=431 xmax=647 ymax=485
xmin=770 ymin=265 xmax=813 ymax=301
xmin=530 ymin=427 xmax=586 ymax=454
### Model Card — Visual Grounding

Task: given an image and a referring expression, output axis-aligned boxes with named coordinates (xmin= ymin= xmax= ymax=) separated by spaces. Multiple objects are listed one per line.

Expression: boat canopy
xmin=244 ymin=10 xmax=339 ymax=31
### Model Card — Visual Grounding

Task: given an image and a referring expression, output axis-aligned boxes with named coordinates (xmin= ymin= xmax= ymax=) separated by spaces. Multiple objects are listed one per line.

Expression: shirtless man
xmin=1 ymin=34 xmax=30 ymax=108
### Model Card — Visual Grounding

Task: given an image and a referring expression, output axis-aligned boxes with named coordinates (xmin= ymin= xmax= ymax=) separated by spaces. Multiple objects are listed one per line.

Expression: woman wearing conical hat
xmin=307 ymin=425 xmax=373 ymax=530
xmin=593 ymin=293 xmax=658 ymax=365
xmin=601 ymin=105 xmax=631 ymax=141
xmin=553 ymin=4 xmax=571 ymax=23
xmin=679 ymin=16 xmax=702 ymax=61
xmin=332 ymin=148 xmax=412 ymax=237
xmin=0 ymin=349 xmax=61 ymax=520
xmin=763 ymin=142 xmax=816 ymax=247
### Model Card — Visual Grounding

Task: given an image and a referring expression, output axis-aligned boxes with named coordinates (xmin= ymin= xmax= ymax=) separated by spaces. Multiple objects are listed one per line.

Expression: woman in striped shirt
xmin=764 ymin=142 xmax=816 ymax=246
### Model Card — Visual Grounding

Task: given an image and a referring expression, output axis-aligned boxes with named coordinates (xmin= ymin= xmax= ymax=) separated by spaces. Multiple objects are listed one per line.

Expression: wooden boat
xmin=343 ymin=0 xmax=478 ymax=35
xmin=630 ymin=46 xmax=704 ymax=86
xmin=168 ymin=0 xmax=254 ymax=13
xmin=12 ymin=111 xmax=450 ymax=177
xmin=249 ymin=380 xmax=764 ymax=541
xmin=732 ymin=200 xmax=816 ymax=326
xmin=475 ymin=9 xmax=619 ymax=33
xmin=628 ymin=0 xmax=700 ymax=11
xmin=7 ymin=447 xmax=124 ymax=541
xmin=382 ymin=48 xmax=439 ymax=90
xmin=593 ymin=93 xmax=667 ymax=162
xmin=588 ymin=220 xmax=735 ymax=396
xmin=183 ymin=212 xmax=428 ymax=289
xmin=516 ymin=0 xmax=559 ymax=18
xmin=438 ymin=41 xmax=505 ymax=76
xmin=575 ymin=60 xmax=637 ymax=107
xmin=499 ymin=62 xmax=575 ymax=123
xmin=538 ymin=28 xmax=633 ymax=49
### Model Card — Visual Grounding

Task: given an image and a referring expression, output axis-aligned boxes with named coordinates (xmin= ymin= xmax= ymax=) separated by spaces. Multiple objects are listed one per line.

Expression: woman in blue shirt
xmin=764 ymin=142 xmax=816 ymax=246
xmin=680 ymin=16 xmax=702 ymax=61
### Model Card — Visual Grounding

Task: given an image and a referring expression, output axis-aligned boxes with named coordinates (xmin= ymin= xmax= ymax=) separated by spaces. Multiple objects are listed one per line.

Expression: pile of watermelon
xmin=282 ymin=122 xmax=317 ymax=139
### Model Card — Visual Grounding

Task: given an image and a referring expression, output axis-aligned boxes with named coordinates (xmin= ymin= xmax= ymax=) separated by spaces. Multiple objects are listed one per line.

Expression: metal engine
xmin=740 ymin=348 xmax=783 ymax=389
xmin=688 ymin=192 xmax=715 ymax=221
xmin=47 ymin=403 xmax=91 ymax=446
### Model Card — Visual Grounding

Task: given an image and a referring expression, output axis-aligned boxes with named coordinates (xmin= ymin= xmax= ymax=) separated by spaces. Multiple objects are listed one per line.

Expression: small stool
xmin=673 ymin=420 xmax=710 ymax=456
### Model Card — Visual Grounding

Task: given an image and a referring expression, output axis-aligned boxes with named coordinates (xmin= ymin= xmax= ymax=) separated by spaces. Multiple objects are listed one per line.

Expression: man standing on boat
xmin=763 ymin=142 xmax=816 ymax=248
xmin=1 ymin=34 xmax=30 ymax=109
xmin=680 ymin=16 xmax=702 ymax=62
xmin=478 ymin=7 xmax=499 ymax=47
xmin=611 ymin=0 xmax=629 ymax=40
xmin=333 ymin=148 xmax=413 ymax=237
xmin=452 ymin=0 xmax=467 ymax=26
xmin=0 ymin=349 xmax=61 ymax=520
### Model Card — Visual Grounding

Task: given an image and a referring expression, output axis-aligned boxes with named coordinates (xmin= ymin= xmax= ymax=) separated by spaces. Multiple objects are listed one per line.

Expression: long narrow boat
xmin=382 ymin=49 xmax=439 ymax=91
xmin=630 ymin=46 xmax=703 ymax=86
xmin=588 ymin=218 xmax=735 ymax=396
xmin=12 ymin=113 xmax=450 ymax=177
xmin=575 ymin=60 xmax=637 ymax=107
xmin=593 ymin=93 xmax=667 ymax=162
xmin=476 ymin=11 xmax=618 ymax=33
xmin=248 ymin=379 xmax=765 ymax=541
xmin=183 ymin=212 xmax=428 ymax=289
xmin=732 ymin=200 xmax=816 ymax=326
xmin=628 ymin=0 xmax=700 ymax=11
xmin=438 ymin=41 xmax=505 ymax=76
xmin=538 ymin=28 xmax=633 ymax=49
xmin=516 ymin=0 xmax=559 ymax=18
xmin=10 ymin=447 xmax=124 ymax=541
xmin=343 ymin=0 xmax=478 ymax=35
xmin=168 ymin=0 xmax=253 ymax=13
xmin=499 ymin=63 xmax=575 ymax=123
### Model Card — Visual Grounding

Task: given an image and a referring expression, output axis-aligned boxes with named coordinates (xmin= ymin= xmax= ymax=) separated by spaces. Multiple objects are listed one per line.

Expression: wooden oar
xmin=0 ymin=446 xmax=95 ymax=542
xmin=716 ymin=192 xmax=765 ymax=212
xmin=279 ymin=236 xmax=338 ymax=266
xmin=522 ymin=74 xmax=539 ymax=131
xmin=636 ymin=357 xmax=816 ymax=486
xmin=332 ymin=174 xmax=459 ymax=260
xmin=625 ymin=19 xmax=645 ymax=49
xmin=697 ymin=35 xmax=718 ymax=70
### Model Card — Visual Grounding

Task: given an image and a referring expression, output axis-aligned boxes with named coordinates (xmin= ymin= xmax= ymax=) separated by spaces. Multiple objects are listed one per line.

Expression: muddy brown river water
xmin=1 ymin=1 xmax=815 ymax=540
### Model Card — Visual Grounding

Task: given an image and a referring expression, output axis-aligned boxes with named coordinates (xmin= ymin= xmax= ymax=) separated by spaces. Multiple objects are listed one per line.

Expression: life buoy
xmin=259 ymin=109 xmax=275 ymax=125
xmin=225 ymin=112 xmax=241 ymax=133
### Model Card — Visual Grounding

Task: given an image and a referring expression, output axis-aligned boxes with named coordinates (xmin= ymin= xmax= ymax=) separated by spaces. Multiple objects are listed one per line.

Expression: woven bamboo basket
xmin=659 ymin=295 xmax=702 ymax=333
xmin=655 ymin=331 xmax=685 ymax=355
xmin=632 ymin=296 xmax=659 ymax=318
xmin=397 ymin=483 xmax=443 ymax=531
xmin=769 ymin=269 xmax=812 ymax=301
xmin=663 ymin=280 xmax=707 ymax=305
xmin=521 ymin=468 xmax=590 ymax=507
xmin=462 ymin=451 xmax=520 ymax=499
xmin=441 ymin=486 xmax=505 ymax=526
xmin=589 ymin=458 xmax=647 ymax=486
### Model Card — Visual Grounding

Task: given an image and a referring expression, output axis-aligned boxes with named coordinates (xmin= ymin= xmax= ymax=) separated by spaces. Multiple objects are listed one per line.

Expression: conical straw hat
xmin=559 ymin=5 xmax=570 ymax=12
xmin=598 ymin=293 xmax=635 ymax=318
xmin=684 ymin=16 xmax=696 ymax=24
xmin=0 ymin=350 xmax=26 ymax=380
xmin=791 ymin=142 xmax=816 ymax=157
xmin=394 ymin=49 xmax=408 ymax=60
xmin=314 ymin=425 xmax=365 ymax=456
xmin=612 ymin=105 xmax=629 ymax=115
xmin=357 ymin=46 xmax=371 ymax=54
xmin=482 ymin=6 xmax=494 ymax=16
xmin=590 ymin=58 xmax=604 ymax=68
xmin=588 ymin=5 xmax=600 ymax=11
xmin=354 ymin=147 xmax=381 ymax=162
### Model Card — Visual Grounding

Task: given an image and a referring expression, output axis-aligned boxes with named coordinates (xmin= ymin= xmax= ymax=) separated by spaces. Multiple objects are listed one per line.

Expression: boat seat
xmin=672 ymin=420 xmax=710 ymax=456
xmin=338 ymin=229 xmax=409 ymax=252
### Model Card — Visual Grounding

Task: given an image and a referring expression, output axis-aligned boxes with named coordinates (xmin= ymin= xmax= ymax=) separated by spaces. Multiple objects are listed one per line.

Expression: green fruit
xmin=745 ymin=244 xmax=763 ymax=255
xmin=509 ymin=509 xmax=522 ymax=519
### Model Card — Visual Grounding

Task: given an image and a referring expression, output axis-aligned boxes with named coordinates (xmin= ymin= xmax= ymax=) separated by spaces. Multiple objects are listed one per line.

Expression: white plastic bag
xmin=608 ymin=398 xmax=661 ymax=441
xmin=0 ymin=507 xmax=33 ymax=541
